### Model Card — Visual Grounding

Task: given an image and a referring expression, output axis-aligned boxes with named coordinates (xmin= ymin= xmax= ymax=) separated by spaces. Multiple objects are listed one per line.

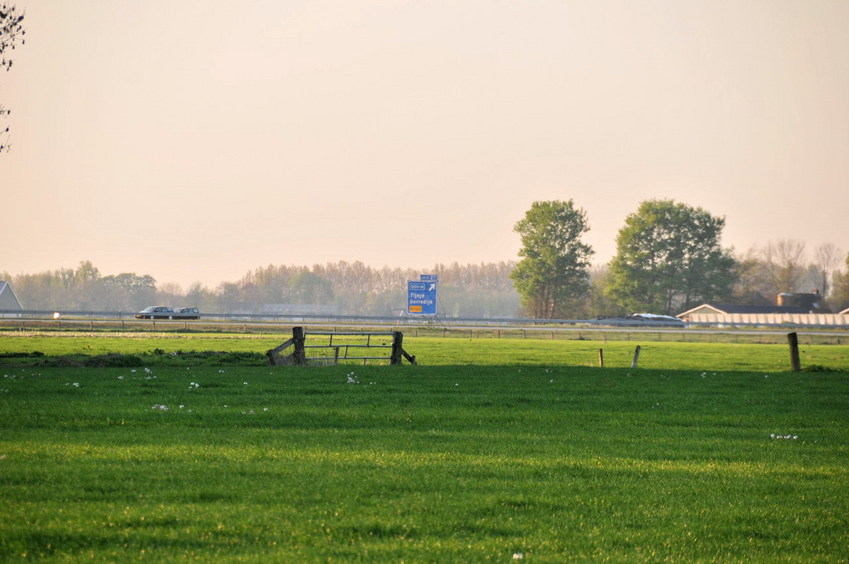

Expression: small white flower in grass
xmin=131 ymin=369 xmax=137 ymax=373
xmin=243 ymin=381 xmax=248 ymax=386
xmin=513 ymin=553 xmax=524 ymax=560
xmin=151 ymin=404 xmax=169 ymax=411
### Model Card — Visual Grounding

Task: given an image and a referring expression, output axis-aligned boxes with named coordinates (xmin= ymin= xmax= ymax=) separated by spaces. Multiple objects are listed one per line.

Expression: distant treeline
xmin=3 ymin=261 xmax=523 ymax=317
xmin=5 ymin=239 xmax=849 ymax=318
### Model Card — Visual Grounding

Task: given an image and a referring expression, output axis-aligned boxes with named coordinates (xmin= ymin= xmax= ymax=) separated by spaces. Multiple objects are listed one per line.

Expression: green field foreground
xmin=1 ymin=329 xmax=849 ymax=372
xmin=1 ymin=333 xmax=848 ymax=562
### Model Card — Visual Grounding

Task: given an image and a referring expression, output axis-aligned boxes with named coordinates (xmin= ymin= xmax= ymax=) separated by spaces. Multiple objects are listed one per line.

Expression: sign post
xmin=407 ymin=275 xmax=438 ymax=315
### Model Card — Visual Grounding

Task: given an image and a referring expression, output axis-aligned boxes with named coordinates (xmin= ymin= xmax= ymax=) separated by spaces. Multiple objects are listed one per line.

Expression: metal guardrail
xmin=2 ymin=308 xmax=848 ymax=327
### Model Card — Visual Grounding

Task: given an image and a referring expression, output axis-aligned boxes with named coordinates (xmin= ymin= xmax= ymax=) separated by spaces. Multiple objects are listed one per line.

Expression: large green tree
xmin=510 ymin=200 xmax=594 ymax=318
xmin=606 ymin=199 xmax=736 ymax=315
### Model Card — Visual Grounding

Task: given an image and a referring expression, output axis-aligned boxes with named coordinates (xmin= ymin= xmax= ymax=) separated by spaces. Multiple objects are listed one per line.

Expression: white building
xmin=678 ymin=303 xmax=848 ymax=327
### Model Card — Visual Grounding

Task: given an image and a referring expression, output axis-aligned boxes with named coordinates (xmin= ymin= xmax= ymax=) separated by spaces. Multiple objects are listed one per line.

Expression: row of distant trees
xmin=4 ymin=209 xmax=848 ymax=318
xmin=3 ymin=261 xmax=521 ymax=318
xmin=511 ymin=199 xmax=848 ymax=318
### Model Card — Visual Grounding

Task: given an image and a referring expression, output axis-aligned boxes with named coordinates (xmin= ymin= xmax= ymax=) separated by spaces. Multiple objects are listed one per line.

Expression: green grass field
xmin=1 ymin=332 xmax=848 ymax=562
xmin=2 ymin=329 xmax=849 ymax=372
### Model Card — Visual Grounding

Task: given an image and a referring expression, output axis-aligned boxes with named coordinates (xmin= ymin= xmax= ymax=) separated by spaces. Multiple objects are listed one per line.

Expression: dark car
xmin=173 ymin=307 xmax=200 ymax=320
xmin=135 ymin=306 xmax=175 ymax=319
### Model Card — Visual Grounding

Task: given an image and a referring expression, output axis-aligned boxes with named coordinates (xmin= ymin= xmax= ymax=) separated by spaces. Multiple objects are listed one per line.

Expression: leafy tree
xmin=184 ymin=283 xmax=216 ymax=312
xmin=812 ymin=243 xmax=843 ymax=298
xmin=1 ymin=3 xmax=25 ymax=153
xmin=829 ymin=253 xmax=849 ymax=311
xmin=606 ymin=199 xmax=736 ymax=314
xmin=215 ymin=282 xmax=243 ymax=313
xmin=761 ymin=239 xmax=808 ymax=293
xmin=98 ymin=273 xmax=157 ymax=311
xmin=510 ymin=200 xmax=594 ymax=318
xmin=581 ymin=266 xmax=621 ymax=318
xmin=289 ymin=270 xmax=334 ymax=304
xmin=726 ymin=249 xmax=776 ymax=305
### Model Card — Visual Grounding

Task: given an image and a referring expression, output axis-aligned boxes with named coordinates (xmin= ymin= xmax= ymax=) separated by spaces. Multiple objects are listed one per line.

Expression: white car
xmin=628 ymin=313 xmax=686 ymax=326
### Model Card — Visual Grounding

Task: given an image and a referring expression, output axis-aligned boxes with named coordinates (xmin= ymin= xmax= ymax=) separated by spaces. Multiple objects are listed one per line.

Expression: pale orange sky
xmin=2 ymin=0 xmax=847 ymax=289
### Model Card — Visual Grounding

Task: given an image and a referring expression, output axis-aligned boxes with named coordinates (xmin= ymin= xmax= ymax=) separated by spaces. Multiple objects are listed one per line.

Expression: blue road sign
xmin=407 ymin=280 xmax=437 ymax=315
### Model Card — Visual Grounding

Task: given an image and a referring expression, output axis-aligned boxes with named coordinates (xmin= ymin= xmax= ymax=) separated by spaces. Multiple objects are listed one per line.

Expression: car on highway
xmin=173 ymin=307 xmax=200 ymax=319
xmin=626 ymin=313 xmax=686 ymax=326
xmin=135 ymin=306 xmax=175 ymax=319
xmin=595 ymin=313 xmax=687 ymax=327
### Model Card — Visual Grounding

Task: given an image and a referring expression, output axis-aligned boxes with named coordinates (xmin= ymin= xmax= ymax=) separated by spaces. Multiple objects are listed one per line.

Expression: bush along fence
xmin=266 ymin=326 xmax=417 ymax=367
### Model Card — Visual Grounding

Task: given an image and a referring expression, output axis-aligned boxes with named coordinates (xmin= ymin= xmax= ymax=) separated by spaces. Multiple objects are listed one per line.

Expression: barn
xmin=678 ymin=298 xmax=848 ymax=327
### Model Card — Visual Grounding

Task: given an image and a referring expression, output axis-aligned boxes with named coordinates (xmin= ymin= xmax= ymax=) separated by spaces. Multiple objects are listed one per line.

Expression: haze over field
xmin=2 ymin=1 xmax=848 ymax=289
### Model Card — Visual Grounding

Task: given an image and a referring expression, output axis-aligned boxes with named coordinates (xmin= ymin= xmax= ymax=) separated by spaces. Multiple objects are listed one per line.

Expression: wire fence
xmin=1 ymin=312 xmax=847 ymax=345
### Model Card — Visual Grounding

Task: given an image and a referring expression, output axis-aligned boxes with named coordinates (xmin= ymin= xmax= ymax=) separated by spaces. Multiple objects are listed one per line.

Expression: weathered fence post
xmin=292 ymin=326 xmax=307 ymax=366
xmin=787 ymin=332 xmax=801 ymax=372
xmin=598 ymin=348 xmax=604 ymax=368
xmin=390 ymin=331 xmax=404 ymax=365
xmin=631 ymin=345 xmax=641 ymax=369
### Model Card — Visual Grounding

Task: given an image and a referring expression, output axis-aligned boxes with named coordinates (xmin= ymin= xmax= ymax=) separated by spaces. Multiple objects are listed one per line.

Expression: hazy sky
xmin=2 ymin=0 xmax=847 ymax=289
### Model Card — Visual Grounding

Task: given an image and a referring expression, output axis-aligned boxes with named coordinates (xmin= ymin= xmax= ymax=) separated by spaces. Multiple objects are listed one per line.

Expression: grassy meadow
xmin=1 ymin=330 xmax=848 ymax=562
xmin=2 ymin=328 xmax=849 ymax=371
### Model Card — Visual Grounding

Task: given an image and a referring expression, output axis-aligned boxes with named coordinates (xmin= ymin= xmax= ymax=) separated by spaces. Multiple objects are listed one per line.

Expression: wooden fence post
xmin=787 ymin=332 xmax=801 ymax=372
xmin=598 ymin=349 xmax=604 ymax=368
xmin=292 ymin=326 xmax=307 ymax=366
xmin=631 ymin=345 xmax=641 ymax=369
xmin=390 ymin=332 xmax=404 ymax=365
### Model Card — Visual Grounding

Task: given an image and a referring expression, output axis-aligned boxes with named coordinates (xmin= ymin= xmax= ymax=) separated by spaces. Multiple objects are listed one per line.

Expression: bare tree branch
xmin=0 ymin=3 xmax=25 ymax=153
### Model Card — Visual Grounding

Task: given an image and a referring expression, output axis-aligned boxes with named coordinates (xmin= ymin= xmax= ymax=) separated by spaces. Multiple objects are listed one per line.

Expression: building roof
xmin=0 ymin=281 xmax=23 ymax=310
xmin=678 ymin=303 xmax=811 ymax=317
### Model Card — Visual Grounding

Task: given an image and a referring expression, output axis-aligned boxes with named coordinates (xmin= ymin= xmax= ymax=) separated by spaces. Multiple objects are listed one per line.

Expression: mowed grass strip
xmin=1 ymin=364 xmax=847 ymax=562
